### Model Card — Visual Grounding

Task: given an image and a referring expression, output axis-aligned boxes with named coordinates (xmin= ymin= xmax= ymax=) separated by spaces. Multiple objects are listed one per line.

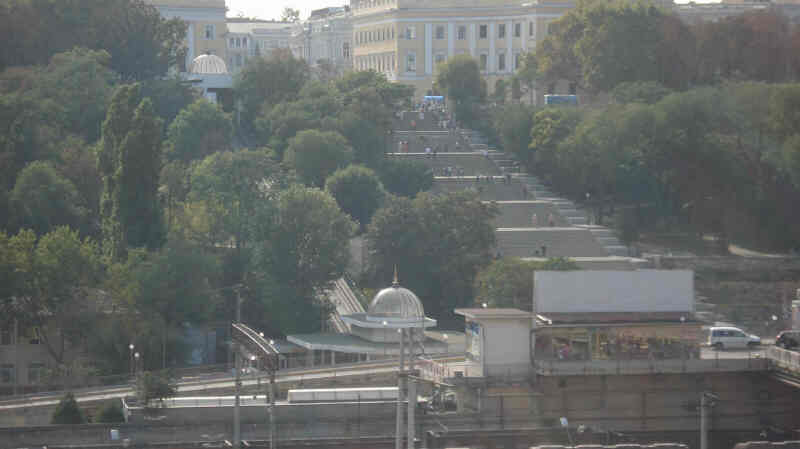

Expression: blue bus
xmin=544 ymin=94 xmax=578 ymax=106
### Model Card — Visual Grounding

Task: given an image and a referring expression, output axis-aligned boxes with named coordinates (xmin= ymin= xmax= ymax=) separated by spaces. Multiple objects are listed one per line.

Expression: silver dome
xmin=367 ymin=285 xmax=425 ymax=321
xmin=190 ymin=54 xmax=228 ymax=75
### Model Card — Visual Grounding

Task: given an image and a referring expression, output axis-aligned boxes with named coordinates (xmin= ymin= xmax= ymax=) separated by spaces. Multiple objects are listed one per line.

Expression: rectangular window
xmin=435 ymin=53 xmax=446 ymax=65
xmin=514 ymin=23 xmax=521 ymax=38
xmin=406 ymin=51 xmax=416 ymax=72
xmin=0 ymin=364 xmax=14 ymax=383
xmin=515 ymin=53 xmax=521 ymax=71
xmin=479 ymin=53 xmax=488 ymax=71
xmin=0 ymin=328 xmax=11 ymax=345
xmin=498 ymin=24 xmax=506 ymax=39
xmin=479 ymin=25 xmax=487 ymax=39
xmin=457 ymin=26 xmax=466 ymax=40
xmin=229 ymin=38 xmax=235 ymax=48
xmin=498 ymin=52 xmax=506 ymax=71
xmin=529 ymin=21 xmax=534 ymax=36
xmin=343 ymin=42 xmax=350 ymax=59
xmin=204 ymin=24 xmax=215 ymax=40
xmin=28 ymin=363 xmax=45 ymax=384
xmin=435 ymin=25 xmax=445 ymax=40
xmin=405 ymin=26 xmax=416 ymax=40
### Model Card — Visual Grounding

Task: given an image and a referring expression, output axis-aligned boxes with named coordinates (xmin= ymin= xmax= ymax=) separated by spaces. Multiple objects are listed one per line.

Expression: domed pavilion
xmin=185 ymin=53 xmax=233 ymax=104
xmin=287 ymin=271 xmax=445 ymax=367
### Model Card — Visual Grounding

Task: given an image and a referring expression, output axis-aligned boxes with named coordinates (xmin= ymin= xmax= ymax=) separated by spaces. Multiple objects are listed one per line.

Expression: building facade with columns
xmin=144 ymin=0 xmax=229 ymax=72
xmin=291 ymin=6 xmax=353 ymax=73
xmin=350 ymin=0 xmax=574 ymax=99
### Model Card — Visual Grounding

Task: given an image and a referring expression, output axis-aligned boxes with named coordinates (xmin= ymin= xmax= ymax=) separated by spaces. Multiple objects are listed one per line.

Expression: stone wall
xmin=651 ymin=256 xmax=800 ymax=336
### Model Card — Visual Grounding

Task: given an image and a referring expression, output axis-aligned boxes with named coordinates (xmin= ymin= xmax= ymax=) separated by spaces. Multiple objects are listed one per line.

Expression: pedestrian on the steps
xmin=548 ymin=213 xmax=555 ymax=227
xmin=531 ymin=213 xmax=538 ymax=227
xmin=425 ymin=146 xmax=432 ymax=158
xmin=397 ymin=140 xmax=403 ymax=154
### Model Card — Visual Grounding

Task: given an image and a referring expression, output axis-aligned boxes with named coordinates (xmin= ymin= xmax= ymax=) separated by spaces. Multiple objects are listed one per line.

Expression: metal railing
xmin=534 ymin=352 xmax=769 ymax=376
xmin=766 ymin=346 xmax=800 ymax=373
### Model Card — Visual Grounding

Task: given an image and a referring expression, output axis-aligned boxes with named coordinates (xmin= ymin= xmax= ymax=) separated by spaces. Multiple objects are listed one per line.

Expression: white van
xmin=708 ymin=327 xmax=760 ymax=349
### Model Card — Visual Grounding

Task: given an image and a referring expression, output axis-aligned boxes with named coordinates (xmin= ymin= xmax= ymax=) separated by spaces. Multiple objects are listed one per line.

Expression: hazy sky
xmin=226 ymin=0 xmax=344 ymax=21
xmin=225 ymin=0 xmax=712 ymax=21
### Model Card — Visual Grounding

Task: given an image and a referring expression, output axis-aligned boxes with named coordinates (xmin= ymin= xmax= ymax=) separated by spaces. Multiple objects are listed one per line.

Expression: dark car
xmin=775 ymin=330 xmax=800 ymax=350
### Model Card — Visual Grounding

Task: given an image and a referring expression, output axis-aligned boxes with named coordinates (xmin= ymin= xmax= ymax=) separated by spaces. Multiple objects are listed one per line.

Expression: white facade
xmin=225 ymin=21 xmax=293 ymax=73
xmin=291 ymin=7 xmax=353 ymax=72
xmin=455 ymin=309 xmax=533 ymax=378
xmin=533 ymin=270 xmax=695 ymax=315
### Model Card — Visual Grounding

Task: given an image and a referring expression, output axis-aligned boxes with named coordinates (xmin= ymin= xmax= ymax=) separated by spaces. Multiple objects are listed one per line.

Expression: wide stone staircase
xmin=388 ymin=123 xmax=634 ymax=263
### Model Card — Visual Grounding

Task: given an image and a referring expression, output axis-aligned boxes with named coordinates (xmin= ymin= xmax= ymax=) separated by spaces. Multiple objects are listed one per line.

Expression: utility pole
xmin=234 ymin=347 xmax=241 ymax=448
xmin=270 ymin=351 xmax=277 ymax=449
xmin=233 ymin=286 xmax=243 ymax=448
xmin=701 ymin=392 xmax=718 ymax=449
xmin=407 ymin=328 xmax=416 ymax=449
xmin=396 ymin=328 xmax=405 ymax=449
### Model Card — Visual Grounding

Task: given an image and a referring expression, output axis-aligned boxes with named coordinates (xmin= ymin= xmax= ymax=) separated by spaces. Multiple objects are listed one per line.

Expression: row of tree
xmin=531 ymin=3 xmax=800 ymax=94
xmin=495 ymin=82 xmax=800 ymax=251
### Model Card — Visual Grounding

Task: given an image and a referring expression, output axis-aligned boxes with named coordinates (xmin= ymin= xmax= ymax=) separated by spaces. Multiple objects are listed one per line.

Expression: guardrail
xmin=766 ymin=346 xmax=800 ymax=373
xmin=534 ymin=355 xmax=769 ymax=376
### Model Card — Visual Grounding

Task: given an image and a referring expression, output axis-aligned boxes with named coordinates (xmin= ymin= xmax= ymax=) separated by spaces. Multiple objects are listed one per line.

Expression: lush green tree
xmin=0 ymin=227 xmax=102 ymax=365
xmin=574 ymin=2 xmax=668 ymax=93
xmin=611 ymin=81 xmax=673 ymax=105
xmin=514 ymin=51 xmax=539 ymax=103
xmin=51 ymin=392 xmax=86 ymax=424
xmin=256 ymin=81 xmax=342 ymax=154
xmin=135 ymin=370 xmax=177 ymax=406
xmin=0 ymin=92 xmax=61 ymax=190
xmin=0 ymin=0 xmax=186 ymax=81
xmin=253 ymin=185 xmax=356 ymax=334
xmin=494 ymin=104 xmax=534 ymax=164
xmin=95 ymin=399 xmax=125 ymax=423
xmin=99 ymin=84 xmax=165 ymax=260
xmin=186 ymin=148 xmax=283 ymax=251
xmin=140 ymin=78 xmax=198 ymax=131
xmin=166 ymin=99 xmax=233 ymax=162
xmin=528 ymin=107 xmax=582 ymax=179
xmin=375 ymin=158 xmax=434 ymax=198
xmin=434 ymin=55 xmax=485 ymax=126
xmin=474 ymin=257 xmax=579 ymax=310
xmin=235 ymin=48 xmax=310 ymax=132
xmin=284 ymin=130 xmax=354 ymax=188
xmin=492 ymin=79 xmax=507 ymax=105
xmin=57 ymin=137 xmax=102 ymax=228
xmin=367 ymin=191 xmax=497 ymax=326
xmin=134 ymin=238 xmax=218 ymax=368
xmin=325 ymin=165 xmax=386 ymax=232
xmin=10 ymin=161 xmax=87 ymax=236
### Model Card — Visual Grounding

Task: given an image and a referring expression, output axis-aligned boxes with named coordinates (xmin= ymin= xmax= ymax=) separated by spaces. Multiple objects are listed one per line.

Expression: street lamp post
xmin=129 ymin=344 xmax=135 ymax=376
xmin=133 ymin=352 xmax=140 ymax=376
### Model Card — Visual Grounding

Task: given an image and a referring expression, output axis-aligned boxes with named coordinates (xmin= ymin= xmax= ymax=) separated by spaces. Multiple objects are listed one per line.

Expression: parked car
xmin=708 ymin=326 xmax=761 ymax=349
xmin=775 ymin=330 xmax=800 ymax=350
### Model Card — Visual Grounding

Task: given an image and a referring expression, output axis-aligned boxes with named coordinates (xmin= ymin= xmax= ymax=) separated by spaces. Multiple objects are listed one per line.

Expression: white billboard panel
xmin=533 ymin=270 xmax=693 ymax=314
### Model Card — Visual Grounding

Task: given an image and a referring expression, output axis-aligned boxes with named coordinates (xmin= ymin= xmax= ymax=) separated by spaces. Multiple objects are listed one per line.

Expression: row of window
xmin=229 ymin=37 xmax=249 ymax=49
xmin=356 ymin=27 xmax=395 ymax=44
xmin=358 ymin=21 xmax=535 ymax=45
xmin=400 ymin=51 xmax=522 ymax=74
xmin=356 ymin=53 xmax=396 ymax=72
xmin=0 ymin=363 xmax=46 ymax=384
xmin=352 ymin=0 xmax=395 ymax=10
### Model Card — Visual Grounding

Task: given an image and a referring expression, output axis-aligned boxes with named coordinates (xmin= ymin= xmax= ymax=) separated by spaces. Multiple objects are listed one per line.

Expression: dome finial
xmin=393 ymin=265 xmax=399 ymax=287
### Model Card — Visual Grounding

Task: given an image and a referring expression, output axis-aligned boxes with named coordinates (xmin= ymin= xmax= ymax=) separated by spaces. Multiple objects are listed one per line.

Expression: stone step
xmin=604 ymin=245 xmax=629 ymax=256
xmin=589 ymin=228 xmax=614 ymax=238
xmin=567 ymin=216 xmax=588 ymax=225
xmin=596 ymin=236 xmax=622 ymax=246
